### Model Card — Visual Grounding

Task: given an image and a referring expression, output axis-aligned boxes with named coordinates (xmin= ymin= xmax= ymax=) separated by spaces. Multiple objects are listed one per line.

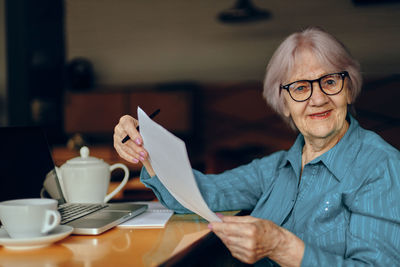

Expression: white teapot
xmin=56 ymin=146 xmax=129 ymax=203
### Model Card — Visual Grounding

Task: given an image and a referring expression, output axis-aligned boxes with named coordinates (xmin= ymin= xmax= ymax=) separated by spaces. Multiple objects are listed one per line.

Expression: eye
xmin=290 ymin=82 xmax=310 ymax=93
xmin=295 ymin=86 xmax=306 ymax=91
xmin=325 ymin=79 xmax=336 ymax=86
xmin=321 ymin=74 xmax=340 ymax=88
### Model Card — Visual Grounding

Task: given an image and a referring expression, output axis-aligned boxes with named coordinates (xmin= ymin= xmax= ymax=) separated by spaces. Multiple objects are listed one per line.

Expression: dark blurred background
xmin=1 ymin=0 xmax=399 ymax=182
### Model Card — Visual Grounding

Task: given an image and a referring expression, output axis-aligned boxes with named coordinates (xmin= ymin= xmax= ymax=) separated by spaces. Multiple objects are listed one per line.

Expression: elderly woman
xmin=113 ymin=27 xmax=400 ymax=266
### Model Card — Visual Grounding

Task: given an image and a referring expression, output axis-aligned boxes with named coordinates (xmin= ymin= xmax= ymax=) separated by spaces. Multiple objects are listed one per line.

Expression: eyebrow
xmin=285 ymin=71 xmax=334 ymax=84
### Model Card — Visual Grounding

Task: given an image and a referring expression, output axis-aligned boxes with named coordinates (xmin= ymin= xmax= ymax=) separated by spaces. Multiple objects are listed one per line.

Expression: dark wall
xmin=5 ymin=0 xmax=65 ymax=143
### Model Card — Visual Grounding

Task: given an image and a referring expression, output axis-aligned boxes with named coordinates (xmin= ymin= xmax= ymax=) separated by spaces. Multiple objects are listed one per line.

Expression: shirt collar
xmin=280 ymin=134 xmax=304 ymax=179
xmin=316 ymin=114 xmax=362 ymax=182
xmin=280 ymin=114 xmax=362 ymax=182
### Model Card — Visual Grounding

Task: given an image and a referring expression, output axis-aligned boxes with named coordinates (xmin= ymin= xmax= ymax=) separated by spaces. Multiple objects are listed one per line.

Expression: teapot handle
xmin=104 ymin=163 xmax=129 ymax=202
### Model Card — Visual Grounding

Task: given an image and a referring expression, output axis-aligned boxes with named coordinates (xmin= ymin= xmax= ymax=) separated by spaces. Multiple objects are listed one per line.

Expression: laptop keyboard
xmin=58 ymin=203 xmax=108 ymax=224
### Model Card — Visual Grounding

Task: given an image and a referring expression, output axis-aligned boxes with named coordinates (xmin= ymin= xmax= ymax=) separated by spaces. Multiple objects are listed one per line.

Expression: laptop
xmin=0 ymin=126 xmax=147 ymax=235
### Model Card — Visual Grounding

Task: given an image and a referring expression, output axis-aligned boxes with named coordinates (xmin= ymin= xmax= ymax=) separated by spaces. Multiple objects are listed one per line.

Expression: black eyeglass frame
xmin=280 ymin=71 xmax=349 ymax=102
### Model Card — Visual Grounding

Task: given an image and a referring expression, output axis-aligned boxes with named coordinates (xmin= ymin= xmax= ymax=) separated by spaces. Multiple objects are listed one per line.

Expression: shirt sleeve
xmin=140 ymin=154 xmax=282 ymax=214
xmin=301 ymin=157 xmax=400 ymax=266
xmin=139 ymin=167 xmax=189 ymax=213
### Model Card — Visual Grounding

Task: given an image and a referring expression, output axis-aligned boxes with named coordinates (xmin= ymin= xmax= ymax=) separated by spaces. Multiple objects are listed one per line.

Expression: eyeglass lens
xmin=289 ymin=73 xmax=344 ymax=101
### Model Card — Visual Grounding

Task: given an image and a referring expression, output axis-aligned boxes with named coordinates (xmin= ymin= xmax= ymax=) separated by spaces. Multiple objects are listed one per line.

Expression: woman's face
xmin=282 ymin=50 xmax=351 ymax=142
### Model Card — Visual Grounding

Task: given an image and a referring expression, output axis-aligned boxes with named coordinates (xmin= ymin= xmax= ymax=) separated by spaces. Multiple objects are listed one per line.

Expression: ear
xmin=347 ymin=90 xmax=353 ymax=104
xmin=345 ymin=81 xmax=353 ymax=105
xmin=282 ymin=97 xmax=291 ymax=118
xmin=346 ymin=89 xmax=352 ymax=105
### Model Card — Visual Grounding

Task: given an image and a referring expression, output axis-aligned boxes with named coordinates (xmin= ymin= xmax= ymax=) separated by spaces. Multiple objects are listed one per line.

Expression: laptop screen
xmin=0 ymin=126 xmax=63 ymax=202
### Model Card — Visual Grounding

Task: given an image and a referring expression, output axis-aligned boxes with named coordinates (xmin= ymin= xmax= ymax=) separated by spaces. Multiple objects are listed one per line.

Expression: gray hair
xmin=263 ymin=27 xmax=362 ymax=129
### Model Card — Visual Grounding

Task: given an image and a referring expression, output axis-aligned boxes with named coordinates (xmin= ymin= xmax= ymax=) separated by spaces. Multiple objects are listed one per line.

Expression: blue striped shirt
xmin=141 ymin=115 xmax=400 ymax=266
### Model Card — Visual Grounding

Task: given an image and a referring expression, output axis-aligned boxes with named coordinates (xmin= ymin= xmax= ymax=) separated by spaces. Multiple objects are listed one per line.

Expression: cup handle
xmin=42 ymin=210 xmax=61 ymax=234
xmin=104 ymin=163 xmax=129 ymax=203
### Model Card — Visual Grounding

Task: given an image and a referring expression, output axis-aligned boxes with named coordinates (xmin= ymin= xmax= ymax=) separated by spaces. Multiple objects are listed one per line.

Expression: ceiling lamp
xmin=218 ymin=0 xmax=272 ymax=24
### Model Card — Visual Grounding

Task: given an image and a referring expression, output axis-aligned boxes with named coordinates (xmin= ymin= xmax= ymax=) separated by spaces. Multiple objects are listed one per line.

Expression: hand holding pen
xmin=113 ymin=109 xmax=159 ymax=176
xmin=121 ymin=109 xmax=160 ymax=143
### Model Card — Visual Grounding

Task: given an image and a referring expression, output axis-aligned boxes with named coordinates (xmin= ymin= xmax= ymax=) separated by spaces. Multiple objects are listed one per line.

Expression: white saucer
xmin=0 ymin=225 xmax=73 ymax=250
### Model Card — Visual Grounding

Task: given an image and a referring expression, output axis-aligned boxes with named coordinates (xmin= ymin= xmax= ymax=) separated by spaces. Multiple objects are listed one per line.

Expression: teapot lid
xmin=66 ymin=146 xmax=105 ymax=165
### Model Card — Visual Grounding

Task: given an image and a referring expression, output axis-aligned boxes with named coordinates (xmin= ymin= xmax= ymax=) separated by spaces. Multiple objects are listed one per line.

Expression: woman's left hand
xmin=209 ymin=215 xmax=304 ymax=266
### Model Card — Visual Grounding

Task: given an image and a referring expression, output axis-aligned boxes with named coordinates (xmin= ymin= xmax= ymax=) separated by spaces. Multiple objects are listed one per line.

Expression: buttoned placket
xmin=282 ymin=163 xmax=318 ymax=233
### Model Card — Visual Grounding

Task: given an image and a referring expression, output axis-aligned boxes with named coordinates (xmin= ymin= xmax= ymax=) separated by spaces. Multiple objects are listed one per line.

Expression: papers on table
xmin=138 ymin=107 xmax=221 ymax=222
xmin=118 ymin=202 xmax=173 ymax=228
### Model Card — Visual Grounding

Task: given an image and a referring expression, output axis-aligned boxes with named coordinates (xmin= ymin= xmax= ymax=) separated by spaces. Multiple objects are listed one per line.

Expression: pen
xmin=121 ymin=108 xmax=161 ymax=143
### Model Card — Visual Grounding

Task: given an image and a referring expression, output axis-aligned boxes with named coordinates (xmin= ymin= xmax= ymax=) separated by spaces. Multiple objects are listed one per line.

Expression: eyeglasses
xmin=280 ymin=71 xmax=349 ymax=102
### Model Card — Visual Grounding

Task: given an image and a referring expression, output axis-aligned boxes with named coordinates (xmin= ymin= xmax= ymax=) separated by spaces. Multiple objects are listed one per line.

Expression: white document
xmin=138 ymin=107 xmax=221 ymax=222
xmin=118 ymin=202 xmax=174 ymax=228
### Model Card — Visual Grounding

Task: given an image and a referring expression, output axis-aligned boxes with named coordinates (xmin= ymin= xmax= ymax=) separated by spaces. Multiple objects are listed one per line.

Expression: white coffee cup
xmin=56 ymin=146 xmax=129 ymax=203
xmin=0 ymin=198 xmax=61 ymax=239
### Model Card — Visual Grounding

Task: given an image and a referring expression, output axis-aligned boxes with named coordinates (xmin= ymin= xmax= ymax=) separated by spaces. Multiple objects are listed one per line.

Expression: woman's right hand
xmin=113 ymin=115 xmax=155 ymax=176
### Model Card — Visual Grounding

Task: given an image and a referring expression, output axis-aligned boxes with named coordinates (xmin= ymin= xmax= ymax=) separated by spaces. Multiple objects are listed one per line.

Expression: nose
xmin=309 ymin=81 xmax=329 ymax=106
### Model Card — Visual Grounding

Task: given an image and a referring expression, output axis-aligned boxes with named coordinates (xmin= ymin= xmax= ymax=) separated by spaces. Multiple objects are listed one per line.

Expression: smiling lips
xmin=309 ymin=110 xmax=332 ymax=119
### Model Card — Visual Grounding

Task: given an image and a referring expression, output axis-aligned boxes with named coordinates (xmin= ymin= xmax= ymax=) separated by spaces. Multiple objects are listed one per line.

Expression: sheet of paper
xmin=138 ymin=107 xmax=221 ymax=222
xmin=118 ymin=201 xmax=174 ymax=228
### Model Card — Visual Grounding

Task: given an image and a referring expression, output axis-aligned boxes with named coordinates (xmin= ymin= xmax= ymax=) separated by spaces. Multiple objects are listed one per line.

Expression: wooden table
xmin=0 ymin=212 xmax=243 ymax=267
